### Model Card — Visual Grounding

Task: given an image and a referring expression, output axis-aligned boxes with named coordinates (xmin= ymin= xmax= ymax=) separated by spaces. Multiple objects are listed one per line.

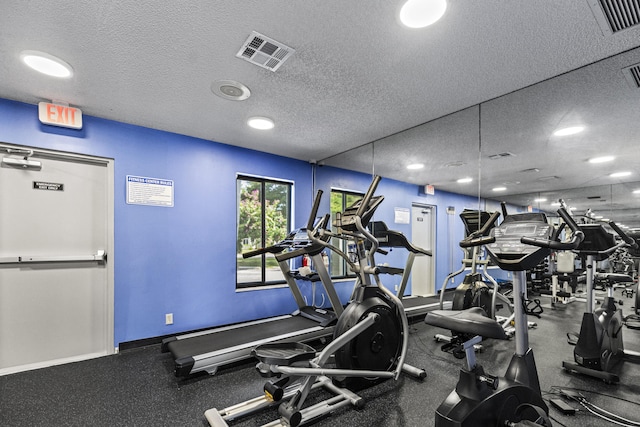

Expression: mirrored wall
xmin=322 ymin=45 xmax=640 ymax=230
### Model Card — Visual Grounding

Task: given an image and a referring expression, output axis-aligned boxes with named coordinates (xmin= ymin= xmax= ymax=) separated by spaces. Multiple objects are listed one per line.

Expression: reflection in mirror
xmin=322 ymin=105 xmax=482 ymax=200
xmin=498 ymin=182 xmax=640 ymax=231
xmin=320 ymin=46 xmax=640 ymax=232
xmin=480 ymin=46 xmax=640 ymax=230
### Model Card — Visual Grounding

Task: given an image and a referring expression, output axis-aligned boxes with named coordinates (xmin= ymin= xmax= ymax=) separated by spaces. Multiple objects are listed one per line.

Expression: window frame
xmin=329 ymin=188 xmax=363 ymax=280
xmin=236 ymin=174 xmax=293 ymax=290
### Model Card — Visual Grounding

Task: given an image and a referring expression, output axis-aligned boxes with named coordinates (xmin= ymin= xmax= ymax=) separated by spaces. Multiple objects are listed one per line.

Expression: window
xmin=330 ymin=189 xmax=363 ymax=278
xmin=236 ymin=176 xmax=292 ymax=288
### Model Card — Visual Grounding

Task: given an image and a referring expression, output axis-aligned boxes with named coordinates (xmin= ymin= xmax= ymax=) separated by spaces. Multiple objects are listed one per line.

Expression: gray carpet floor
xmin=1 ymin=288 xmax=639 ymax=426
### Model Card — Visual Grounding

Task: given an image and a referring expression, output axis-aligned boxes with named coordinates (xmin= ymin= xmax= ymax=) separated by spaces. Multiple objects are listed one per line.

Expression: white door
xmin=0 ymin=145 xmax=114 ymax=375
xmin=411 ymin=205 xmax=435 ymax=296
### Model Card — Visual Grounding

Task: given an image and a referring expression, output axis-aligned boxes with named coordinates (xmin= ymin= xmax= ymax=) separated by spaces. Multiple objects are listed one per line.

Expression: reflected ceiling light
xmin=20 ymin=50 xmax=73 ymax=78
xmin=553 ymin=126 xmax=584 ymax=136
xmin=610 ymin=171 xmax=631 ymax=178
xmin=247 ymin=116 xmax=274 ymax=130
xmin=492 ymin=186 xmax=506 ymax=192
xmin=569 ymin=207 xmax=577 ymax=211
xmin=400 ymin=0 xmax=447 ymax=28
xmin=534 ymin=198 xmax=547 ymax=202
xmin=588 ymin=155 xmax=615 ymax=164
xmin=457 ymin=177 xmax=472 ymax=183
xmin=550 ymin=201 xmax=561 ymax=206
xmin=406 ymin=163 xmax=424 ymax=170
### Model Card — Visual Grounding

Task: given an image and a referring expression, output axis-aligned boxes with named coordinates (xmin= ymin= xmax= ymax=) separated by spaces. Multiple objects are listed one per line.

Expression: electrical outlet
xmin=165 ymin=313 xmax=173 ymax=325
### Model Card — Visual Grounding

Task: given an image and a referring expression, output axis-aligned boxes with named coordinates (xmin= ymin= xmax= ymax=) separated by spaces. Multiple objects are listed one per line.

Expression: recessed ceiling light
xmin=247 ymin=116 xmax=274 ymax=130
xmin=534 ymin=198 xmax=547 ymax=202
xmin=588 ymin=155 xmax=615 ymax=164
xmin=457 ymin=177 xmax=472 ymax=183
xmin=610 ymin=171 xmax=631 ymax=178
xmin=407 ymin=163 xmax=425 ymax=170
xmin=594 ymin=215 xmax=603 ymax=219
xmin=553 ymin=126 xmax=584 ymax=136
xmin=492 ymin=186 xmax=506 ymax=192
xmin=400 ymin=0 xmax=447 ymax=28
xmin=20 ymin=50 xmax=73 ymax=78
xmin=633 ymin=189 xmax=640 ymax=194
xmin=211 ymin=80 xmax=251 ymax=101
xmin=550 ymin=202 xmax=561 ymax=207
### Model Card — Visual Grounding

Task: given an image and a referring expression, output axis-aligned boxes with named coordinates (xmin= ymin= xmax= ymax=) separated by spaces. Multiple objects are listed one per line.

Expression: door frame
xmin=411 ymin=203 xmax=435 ymax=296
xmin=0 ymin=143 xmax=115 ymax=375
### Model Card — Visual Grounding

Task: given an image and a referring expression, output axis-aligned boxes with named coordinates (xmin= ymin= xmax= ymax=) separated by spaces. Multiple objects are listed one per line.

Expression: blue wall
xmin=0 ymin=98 xmax=505 ymax=347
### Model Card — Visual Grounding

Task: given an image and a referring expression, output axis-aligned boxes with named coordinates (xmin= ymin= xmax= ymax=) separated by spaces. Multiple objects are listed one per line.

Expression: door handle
xmin=0 ymin=250 xmax=107 ymax=264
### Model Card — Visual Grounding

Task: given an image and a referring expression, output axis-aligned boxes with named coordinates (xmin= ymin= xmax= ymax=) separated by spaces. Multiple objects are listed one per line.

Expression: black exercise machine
xmin=562 ymin=221 xmax=640 ymax=383
xmin=161 ymin=192 xmax=342 ymax=377
xmin=425 ymin=207 xmax=583 ymax=426
xmin=205 ymin=175 xmax=426 ymax=427
xmin=368 ymin=221 xmax=437 ymax=317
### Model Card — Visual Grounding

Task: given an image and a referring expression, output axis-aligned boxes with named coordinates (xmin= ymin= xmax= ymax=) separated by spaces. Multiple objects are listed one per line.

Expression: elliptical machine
xmin=439 ymin=210 xmax=502 ymax=318
xmin=425 ymin=207 xmax=583 ymax=426
xmin=205 ymin=176 xmax=425 ymax=427
xmin=562 ymin=220 xmax=639 ymax=383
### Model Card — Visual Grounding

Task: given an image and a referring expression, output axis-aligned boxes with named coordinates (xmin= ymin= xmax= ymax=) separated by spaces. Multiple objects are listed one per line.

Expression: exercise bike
xmin=435 ymin=210 xmax=531 ymax=355
xmin=562 ymin=220 xmax=640 ymax=383
xmin=205 ymin=175 xmax=425 ymax=427
xmin=425 ymin=207 xmax=583 ymax=426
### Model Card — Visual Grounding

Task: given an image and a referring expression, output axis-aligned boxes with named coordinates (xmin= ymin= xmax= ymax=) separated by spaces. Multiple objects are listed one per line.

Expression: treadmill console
xmin=334 ymin=195 xmax=384 ymax=232
xmin=486 ymin=213 xmax=553 ymax=271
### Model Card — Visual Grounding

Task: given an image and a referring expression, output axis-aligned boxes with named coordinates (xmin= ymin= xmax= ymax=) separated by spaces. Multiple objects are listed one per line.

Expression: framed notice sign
xmin=126 ymin=175 xmax=174 ymax=207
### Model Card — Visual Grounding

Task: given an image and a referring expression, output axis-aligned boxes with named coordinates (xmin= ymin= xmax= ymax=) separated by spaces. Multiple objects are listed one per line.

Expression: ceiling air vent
xmin=487 ymin=152 xmax=515 ymax=160
xmin=622 ymin=63 xmax=640 ymax=88
xmin=587 ymin=0 xmax=640 ymax=35
xmin=236 ymin=31 xmax=295 ymax=72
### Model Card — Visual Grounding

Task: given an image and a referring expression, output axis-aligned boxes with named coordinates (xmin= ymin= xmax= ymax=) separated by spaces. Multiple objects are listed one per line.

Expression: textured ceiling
xmin=2 ymin=1 xmax=640 ymax=227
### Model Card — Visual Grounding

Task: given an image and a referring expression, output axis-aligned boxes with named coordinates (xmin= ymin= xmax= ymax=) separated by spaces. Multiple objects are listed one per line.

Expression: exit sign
xmin=38 ymin=102 xmax=83 ymax=129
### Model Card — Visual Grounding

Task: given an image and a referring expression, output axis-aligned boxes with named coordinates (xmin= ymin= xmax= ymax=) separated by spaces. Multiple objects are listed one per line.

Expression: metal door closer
xmin=425 ymin=206 xmax=583 ymax=426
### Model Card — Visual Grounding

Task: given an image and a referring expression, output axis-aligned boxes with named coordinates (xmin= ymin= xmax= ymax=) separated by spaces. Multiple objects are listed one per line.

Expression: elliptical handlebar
xmin=307 ymin=189 xmax=324 ymax=231
xmin=609 ymin=221 xmax=638 ymax=249
xmin=459 ymin=235 xmax=496 ymax=249
xmin=458 ymin=211 xmax=501 ymax=249
xmin=355 ymin=175 xmax=381 ymax=218
xmin=520 ymin=207 xmax=584 ymax=250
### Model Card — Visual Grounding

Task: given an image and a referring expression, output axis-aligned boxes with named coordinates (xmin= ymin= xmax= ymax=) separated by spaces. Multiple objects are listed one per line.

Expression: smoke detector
xmin=211 ymin=80 xmax=251 ymax=101
xmin=236 ymin=31 xmax=295 ymax=72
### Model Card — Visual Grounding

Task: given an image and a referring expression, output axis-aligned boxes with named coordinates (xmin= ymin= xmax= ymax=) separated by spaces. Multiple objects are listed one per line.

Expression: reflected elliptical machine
xmin=425 ymin=205 xmax=583 ymax=426
xmin=205 ymin=175 xmax=426 ymax=427
xmin=562 ymin=220 xmax=640 ymax=383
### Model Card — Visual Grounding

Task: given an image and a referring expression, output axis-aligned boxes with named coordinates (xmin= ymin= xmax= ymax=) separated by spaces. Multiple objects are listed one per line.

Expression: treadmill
xmin=162 ymin=192 xmax=343 ymax=377
xmin=368 ymin=221 xmax=443 ymax=317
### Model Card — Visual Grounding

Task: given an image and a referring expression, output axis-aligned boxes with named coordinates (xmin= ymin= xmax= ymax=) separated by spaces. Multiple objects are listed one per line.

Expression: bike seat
xmin=425 ymin=307 xmax=508 ymax=340
xmin=595 ymin=272 xmax=634 ymax=285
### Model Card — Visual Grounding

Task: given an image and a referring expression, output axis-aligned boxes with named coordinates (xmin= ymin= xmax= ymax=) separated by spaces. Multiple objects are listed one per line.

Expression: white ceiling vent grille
xmin=622 ymin=63 xmax=640 ymax=88
xmin=236 ymin=31 xmax=295 ymax=72
xmin=587 ymin=0 xmax=640 ymax=35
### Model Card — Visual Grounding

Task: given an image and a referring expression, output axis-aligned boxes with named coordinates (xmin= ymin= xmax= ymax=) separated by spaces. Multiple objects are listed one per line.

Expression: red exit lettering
xmin=38 ymin=102 xmax=83 ymax=129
